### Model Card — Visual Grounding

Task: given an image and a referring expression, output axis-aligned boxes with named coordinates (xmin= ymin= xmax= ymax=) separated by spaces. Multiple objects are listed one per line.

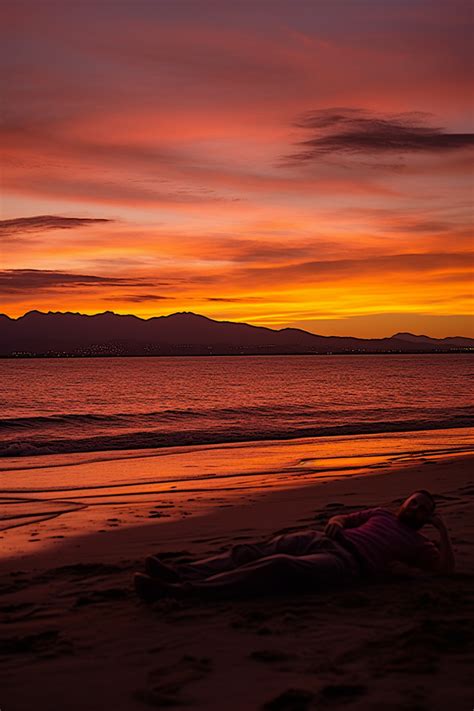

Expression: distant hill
xmin=0 ymin=311 xmax=473 ymax=357
xmin=391 ymin=332 xmax=474 ymax=347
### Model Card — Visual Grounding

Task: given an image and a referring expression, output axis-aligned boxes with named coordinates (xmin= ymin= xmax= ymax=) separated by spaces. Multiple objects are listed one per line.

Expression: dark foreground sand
xmin=1 ymin=454 xmax=473 ymax=710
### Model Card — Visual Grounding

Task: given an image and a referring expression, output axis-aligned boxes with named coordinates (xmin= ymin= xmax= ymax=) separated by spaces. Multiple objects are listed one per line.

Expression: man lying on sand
xmin=133 ymin=489 xmax=455 ymax=601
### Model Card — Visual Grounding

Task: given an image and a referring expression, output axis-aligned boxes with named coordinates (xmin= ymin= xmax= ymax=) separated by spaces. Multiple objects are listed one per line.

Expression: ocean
xmin=1 ymin=353 xmax=473 ymax=458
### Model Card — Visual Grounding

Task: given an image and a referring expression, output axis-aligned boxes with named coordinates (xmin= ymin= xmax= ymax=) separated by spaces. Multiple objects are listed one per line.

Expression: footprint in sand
xmin=0 ymin=629 xmax=74 ymax=659
xmin=0 ymin=601 xmax=43 ymax=624
xmin=261 ymin=687 xmax=315 ymax=710
xmin=319 ymin=684 xmax=368 ymax=702
xmin=250 ymin=649 xmax=298 ymax=663
xmin=133 ymin=654 xmax=213 ymax=707
xmin=74 ymin=587 xmax=129 ymax=608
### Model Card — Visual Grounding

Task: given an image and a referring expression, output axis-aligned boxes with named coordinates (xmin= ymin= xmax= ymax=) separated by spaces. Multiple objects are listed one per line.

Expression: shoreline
xmin=2 ymin=415 xmax=473 ymax=459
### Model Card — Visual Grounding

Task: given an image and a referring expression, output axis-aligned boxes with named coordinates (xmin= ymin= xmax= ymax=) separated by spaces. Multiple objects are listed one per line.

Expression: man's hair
xmin=411 ymin=489 xmax=436 ymax=511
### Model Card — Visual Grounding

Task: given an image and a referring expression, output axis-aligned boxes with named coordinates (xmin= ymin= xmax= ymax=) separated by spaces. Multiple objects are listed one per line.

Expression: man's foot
xmin=134 ymin=573 xmax=171 ymax=601
xmin=133 ymin=573 xmax=190 ymax=602
xmin=145 ymin=556 xmax=181 ymax=582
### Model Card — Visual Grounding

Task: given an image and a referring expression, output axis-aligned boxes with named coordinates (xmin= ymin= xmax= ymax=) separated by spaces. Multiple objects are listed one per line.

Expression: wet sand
xmin=0 ymin=442 xmax=473 ymax=710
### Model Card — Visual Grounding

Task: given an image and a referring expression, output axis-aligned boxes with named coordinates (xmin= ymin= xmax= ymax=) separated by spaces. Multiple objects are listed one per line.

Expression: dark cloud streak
xmin=0 ymin=215 xmax=112 ymax=236
xmin=104 ymin=294 xmax=174 ymax=303
xmin=286 ymin=109 xmax=474 ymax=162
xmin=0 ymin=269 xmax=157 ymax=295
xmin=206 ymin=297 xmax=264 ymax=303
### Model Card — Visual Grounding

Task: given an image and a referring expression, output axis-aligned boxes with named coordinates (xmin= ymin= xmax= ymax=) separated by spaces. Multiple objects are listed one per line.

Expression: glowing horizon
xmin=1 ymin=1 xmax=473 ymax=338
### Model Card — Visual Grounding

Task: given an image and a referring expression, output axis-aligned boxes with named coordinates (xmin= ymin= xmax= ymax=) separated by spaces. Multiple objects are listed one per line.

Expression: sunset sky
xmin=1 ymin=0 xmax=473 ymax=337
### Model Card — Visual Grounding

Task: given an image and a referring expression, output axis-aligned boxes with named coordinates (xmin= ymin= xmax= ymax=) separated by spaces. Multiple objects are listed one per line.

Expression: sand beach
xmin=1 ymin=436 xmax=473 ymax=710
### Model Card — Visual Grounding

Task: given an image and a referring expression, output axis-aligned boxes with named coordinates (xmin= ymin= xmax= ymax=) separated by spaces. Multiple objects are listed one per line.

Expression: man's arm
xmin=324 ymin=507 xmax=381 ymax=538
xmin=429 ymin=514 xmax=455 ymax=574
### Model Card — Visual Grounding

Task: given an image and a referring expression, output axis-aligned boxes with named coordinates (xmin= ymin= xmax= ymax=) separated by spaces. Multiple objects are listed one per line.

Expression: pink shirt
xmin=338 ymin=507 xmax=440 ymax=576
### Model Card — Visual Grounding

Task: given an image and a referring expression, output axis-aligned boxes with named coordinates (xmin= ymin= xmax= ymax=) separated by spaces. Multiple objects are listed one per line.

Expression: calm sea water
xmin=0 ymin=354 xmax=472 ymax=458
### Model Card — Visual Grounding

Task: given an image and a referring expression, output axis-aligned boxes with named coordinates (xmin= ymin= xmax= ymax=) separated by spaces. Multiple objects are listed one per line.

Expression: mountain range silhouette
xmin=0 ymin=311 xmax=472 ymax=357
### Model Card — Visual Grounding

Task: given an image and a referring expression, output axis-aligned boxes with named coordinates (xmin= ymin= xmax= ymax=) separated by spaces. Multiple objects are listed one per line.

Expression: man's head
xmin=397 ymin=489 xmax=436 ymax=530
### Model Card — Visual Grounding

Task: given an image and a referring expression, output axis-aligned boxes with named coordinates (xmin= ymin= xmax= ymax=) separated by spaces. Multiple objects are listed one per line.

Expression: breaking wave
xmin=1 ymin=406 xmax=472 ymax=457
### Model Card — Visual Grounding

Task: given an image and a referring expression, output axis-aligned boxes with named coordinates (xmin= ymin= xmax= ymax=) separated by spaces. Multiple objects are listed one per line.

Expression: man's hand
xmin=429 ymin=513 xmax=447 ymax=531
xmin=428 ymin=512 xmax=455 ymax=574
xmin=324 ymin=518 xmax=344 ymax=539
